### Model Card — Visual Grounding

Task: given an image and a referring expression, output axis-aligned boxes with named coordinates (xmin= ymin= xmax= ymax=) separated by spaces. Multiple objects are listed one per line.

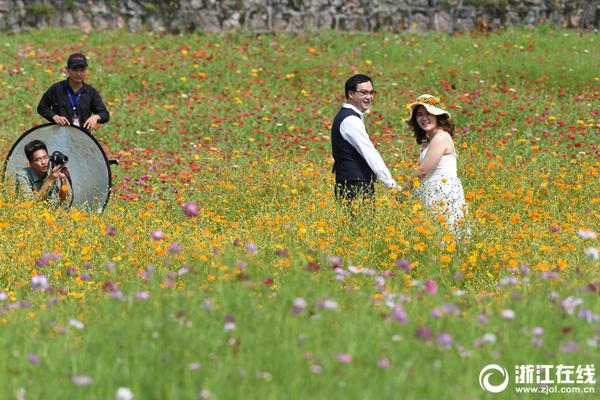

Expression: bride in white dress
xmin=401 ymin=94 xmax=469 ymax=237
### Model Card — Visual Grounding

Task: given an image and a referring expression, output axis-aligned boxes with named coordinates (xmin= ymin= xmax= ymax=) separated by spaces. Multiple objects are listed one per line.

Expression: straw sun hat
xmin=405 ymin=94 xmax=451 ymax=125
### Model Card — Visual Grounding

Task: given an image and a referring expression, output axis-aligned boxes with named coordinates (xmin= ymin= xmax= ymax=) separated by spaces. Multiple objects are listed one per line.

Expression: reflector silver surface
xmin=3 ymin=124 xmax=112 ymax=212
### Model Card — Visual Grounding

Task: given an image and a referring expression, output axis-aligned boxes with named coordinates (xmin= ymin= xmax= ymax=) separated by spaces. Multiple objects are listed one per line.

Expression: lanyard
xmin=65 ymin=82 xmax=82 ymax=113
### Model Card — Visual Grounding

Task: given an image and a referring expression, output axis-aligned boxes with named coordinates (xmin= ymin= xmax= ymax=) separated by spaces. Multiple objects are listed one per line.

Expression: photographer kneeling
xmin=15 ymin=140 xmax=70 ymax=207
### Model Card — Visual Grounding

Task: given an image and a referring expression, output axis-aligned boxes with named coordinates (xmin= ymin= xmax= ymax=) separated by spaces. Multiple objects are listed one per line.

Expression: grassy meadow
xmin=0 ymin=27 xmax=598 ymax=399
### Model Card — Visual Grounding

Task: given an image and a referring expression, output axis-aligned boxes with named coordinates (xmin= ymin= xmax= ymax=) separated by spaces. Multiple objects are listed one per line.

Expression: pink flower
xmin=336 ymin=353 xmax=352 ymax=364
xmin=310 ymin=364 xmax=322 ymax=374
xmin=183 ymin=202 xmax=199 ymax=217
xmin=425 ymin=279 xmax=437 ymax=294
xmin=377 ymin=357 xmax=390 ymax=369
xmin=151 ymin=230 xmax=165 ymax=240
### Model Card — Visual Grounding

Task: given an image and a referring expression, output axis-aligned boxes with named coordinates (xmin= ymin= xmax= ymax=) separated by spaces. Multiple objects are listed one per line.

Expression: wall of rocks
xmin=0 ymin=0 xmax=597 ymax=34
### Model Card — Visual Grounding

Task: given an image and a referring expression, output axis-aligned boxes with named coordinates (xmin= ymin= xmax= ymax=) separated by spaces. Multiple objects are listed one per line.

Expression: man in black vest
xmin=331 ymin=74 xmax=398 ymax=205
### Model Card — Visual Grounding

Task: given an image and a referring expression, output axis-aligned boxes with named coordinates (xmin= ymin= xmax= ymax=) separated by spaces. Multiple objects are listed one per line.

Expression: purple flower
xmin=27 ymin=353 xmax=41 ymax=365
xmin=183 ymin=202 xmax=199 ymax=217
xmin=35 ymin=254 xmax=51 ymax=266
xmin=189 ymin=362 xmax=201 ymax=370
xmin=431 ymin=307 xmax=443 ymax=318
xmin=436 ymin=331 xmax=453 ymax=349
xmin=578 ymin=309 xmax=599 ymax=323
xmin=136 ymin=291 xmax=150 ymax=300
xmin=328 ymin=256 xmax=342 ymax=268
xmin=393 ymin=303 xmax=408 ymax=324
xmin=0 ymin=292 xmax=8 ymax=301
xmin=79 ymin=273 xmax=92 ymax=281
xmin=395 ymin=259 xmax=412 ymax=271
xmin=245 ymin=242 xmax=258 ymax=255
xmin=477 ymin=313 xmax=488 ymax=324
xmin=336 ymin=353 xmax=352 ymax=363
xmin=105 ymin=226 xmax=117 ymax=236
xmin=275 ymin=248 xmax=288 ymax=256
xmin=168 ymin=242 xmax=183 ymax=254
xmin=151 ymin=230 xmax=165 ymax=241
xmin=415 ymin=326 xmax=433 ymax=341
xmin=498 ymin=276 xmax=518 ymax=287
xmin=550 ymin=225 xmax=560 ymax=233
xmin=561 ymin=341 xmax=580 ymax=353
xmin=31 ymin=275 xmax=49 ymax=291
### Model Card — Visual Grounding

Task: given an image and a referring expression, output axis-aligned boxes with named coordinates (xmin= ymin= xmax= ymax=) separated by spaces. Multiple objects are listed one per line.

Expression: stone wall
xmin=0 ymin=0 xmax=597 ymax=34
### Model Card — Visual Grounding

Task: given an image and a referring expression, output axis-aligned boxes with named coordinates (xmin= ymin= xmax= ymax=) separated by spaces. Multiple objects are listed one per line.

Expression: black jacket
xmin=37 ymin=80 xmax=109 ymax=129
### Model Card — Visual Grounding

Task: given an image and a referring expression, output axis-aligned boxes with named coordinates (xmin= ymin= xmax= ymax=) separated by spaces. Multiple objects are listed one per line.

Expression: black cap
xmin=67 ymin=53 xmax=88 ymax=69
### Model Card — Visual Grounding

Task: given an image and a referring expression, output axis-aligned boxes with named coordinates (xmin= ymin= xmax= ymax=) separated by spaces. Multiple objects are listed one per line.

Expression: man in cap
xmin=331 ymin=74 xmax=398 ymax=206
xmin=37 ymin=53 xmax=109 ymax=132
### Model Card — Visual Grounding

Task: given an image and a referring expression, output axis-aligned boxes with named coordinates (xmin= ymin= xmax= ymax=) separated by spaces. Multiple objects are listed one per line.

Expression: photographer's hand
xmin=84 ymin=114 xmax=101 ymax=130
xmin=48 ymin=165 xmax=63 ymax=182
xmin=34 ymin=166 xmax=63 ymax=201
xmin=52 ymin=115 xmax=70 ymax=126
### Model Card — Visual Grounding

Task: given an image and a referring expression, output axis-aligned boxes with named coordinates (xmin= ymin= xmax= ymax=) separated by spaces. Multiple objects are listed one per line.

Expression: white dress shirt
xmin=339 ymin=103 xmax=397 ymax=188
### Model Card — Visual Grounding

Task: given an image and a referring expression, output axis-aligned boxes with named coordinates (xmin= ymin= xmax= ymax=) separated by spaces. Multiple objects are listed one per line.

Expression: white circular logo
xmin=479 ymin=364 xmax=509 ymax=393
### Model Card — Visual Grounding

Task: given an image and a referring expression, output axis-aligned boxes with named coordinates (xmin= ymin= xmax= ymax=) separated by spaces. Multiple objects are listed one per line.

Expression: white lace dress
xmin=413 ymin=133 xmax=469 ymax=235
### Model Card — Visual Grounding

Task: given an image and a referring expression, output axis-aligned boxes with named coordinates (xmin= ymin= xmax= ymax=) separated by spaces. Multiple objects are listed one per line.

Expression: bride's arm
xmin=400 ymin=135 xmax=450 ymax=192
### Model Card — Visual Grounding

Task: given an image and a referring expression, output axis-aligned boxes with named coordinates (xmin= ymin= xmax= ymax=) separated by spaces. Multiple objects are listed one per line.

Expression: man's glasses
xmin=352 ymin=90 xmax=377 ymax=96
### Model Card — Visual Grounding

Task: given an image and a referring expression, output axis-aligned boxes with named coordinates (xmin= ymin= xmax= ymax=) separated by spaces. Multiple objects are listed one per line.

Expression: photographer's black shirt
xmin=37 ymin=80 xmax=110 ymax=130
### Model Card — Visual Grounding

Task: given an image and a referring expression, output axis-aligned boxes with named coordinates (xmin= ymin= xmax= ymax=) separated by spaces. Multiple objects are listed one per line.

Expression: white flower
xmin=69 ymin=319 xmax=84 ymax=330
xmin=501 ymin=309 xmax=515 ymax=320
xmin=578 ymin=229 xmax=597 ymax=240
xmin=224 ymin=322 xmax=236 ymax=332
xmin=322 ymin=300 xmax=339 ymax=311
xmin=584 ymin=247 xmax=599 ymax=260
xmin=116 ymin=387 xmax=134 ymax=400
xmin=481 ymin=333 xmax=497 ymax=343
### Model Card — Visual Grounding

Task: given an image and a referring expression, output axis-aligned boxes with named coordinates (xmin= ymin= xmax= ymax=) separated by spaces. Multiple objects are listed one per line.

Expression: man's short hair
xmin=24 ymin=140 xmax=47 ymax=162
xmin=345 ymin=74 xmax=373 ymax=100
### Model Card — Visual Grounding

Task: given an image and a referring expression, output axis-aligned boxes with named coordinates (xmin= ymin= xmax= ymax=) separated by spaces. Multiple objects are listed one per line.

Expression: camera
xmin=49 ymin=150 xmax=68 ymax=166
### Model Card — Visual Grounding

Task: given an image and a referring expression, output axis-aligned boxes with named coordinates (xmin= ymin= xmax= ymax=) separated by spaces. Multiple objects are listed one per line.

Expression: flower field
xmin=0 ymin=27 xmax=598 ymax=399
